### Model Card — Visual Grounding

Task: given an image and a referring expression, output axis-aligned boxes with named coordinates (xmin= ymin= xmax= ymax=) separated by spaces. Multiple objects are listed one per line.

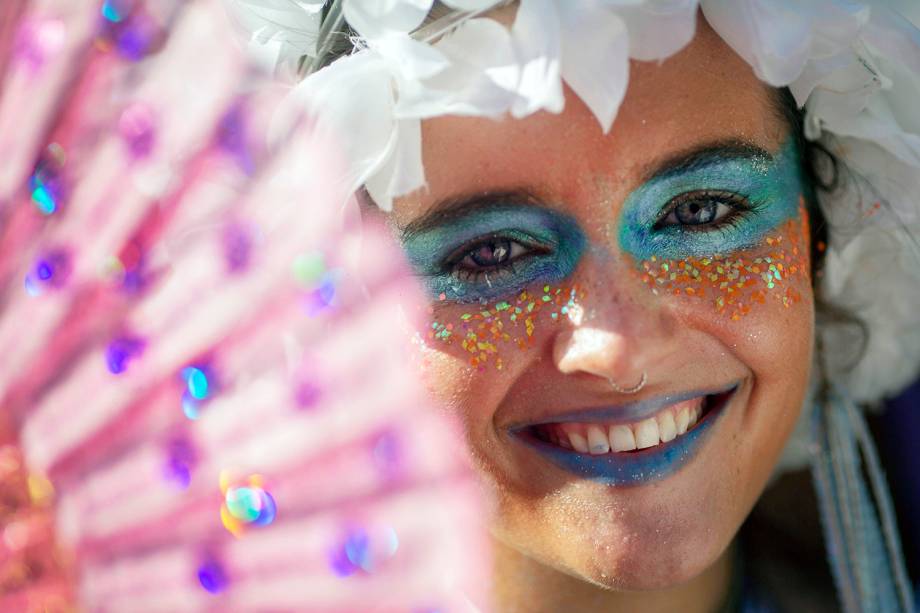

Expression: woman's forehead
xmin=391 ymin=18 xmax=784 ymax=226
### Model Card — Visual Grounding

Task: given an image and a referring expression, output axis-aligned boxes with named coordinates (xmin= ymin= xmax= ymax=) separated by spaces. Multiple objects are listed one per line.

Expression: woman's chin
xmin=575 ymin=536 xmax=728 ymax=592
xmin=494 ymin=504 xmax=734 ymax=594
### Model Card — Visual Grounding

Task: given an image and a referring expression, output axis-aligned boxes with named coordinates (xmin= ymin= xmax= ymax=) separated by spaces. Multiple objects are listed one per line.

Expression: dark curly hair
xmin=772 ymin=87 xmax=868 ymax=372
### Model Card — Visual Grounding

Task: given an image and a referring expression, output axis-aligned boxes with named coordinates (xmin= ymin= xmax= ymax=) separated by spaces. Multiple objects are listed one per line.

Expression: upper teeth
xmin=546 ymin=397 xmax=704 ymax=454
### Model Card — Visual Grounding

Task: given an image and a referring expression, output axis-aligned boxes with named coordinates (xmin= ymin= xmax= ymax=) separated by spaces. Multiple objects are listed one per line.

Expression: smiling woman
xmin=220 ymin=0 xmax=920 ymax=611
xmin=374 ymin=22 xmax=820 ymax=608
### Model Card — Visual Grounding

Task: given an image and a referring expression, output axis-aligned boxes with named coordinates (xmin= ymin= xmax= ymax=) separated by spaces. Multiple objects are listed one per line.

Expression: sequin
xmin=162 ymin=437 xmax=196 ymax=489
xmin=118 ymin=103 xmax=157 ymax=159
xmin=183 ymin=367 xmax=209 ymax=400
xmin=101 ymin=0 xmax=129 ymax=23
xmin=222 ymin=222 xmax=254 ymax=273
xmin=330 ymin=524 xmax=399 ymax=576
xmin=219 ymin=473 xmax=277 ymax=536
xmin=197 ymin=558 xmax=228 ymax=594
xmin=293 ymin=252 xmax=325 ymax=286
xmin=105 ymin=336 xmax=145 ymax=374
xmin=293 ymin=378 xmax=322 ymax=410
xmin=29 ymin=145 xmax=67 ymax=216
xmin=372 ymin=429 xmax=402 ymax=477
xmin=24 ymin=249 xmax=71 ymax=295
xmin=181 ymin=365 xmax=216 ymax=420
xmin=98 ymin=4 xmax=164 ymax=61
xmin=217 ymin=103 xmax=255 ymax=173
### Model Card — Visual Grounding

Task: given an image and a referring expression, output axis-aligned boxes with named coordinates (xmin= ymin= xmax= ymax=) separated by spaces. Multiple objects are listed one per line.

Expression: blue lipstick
xmin=509 ymin=384 xmax=739 ymax=486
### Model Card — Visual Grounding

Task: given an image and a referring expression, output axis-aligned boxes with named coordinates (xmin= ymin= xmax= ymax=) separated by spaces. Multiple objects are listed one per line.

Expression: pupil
xmin=675 ymin=200 xmax=717 ymax=225
xmin=470 ymin=239 xmax=511 ymax=267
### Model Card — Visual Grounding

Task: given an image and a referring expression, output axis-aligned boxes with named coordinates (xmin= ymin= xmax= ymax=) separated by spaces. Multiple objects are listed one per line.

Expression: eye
xmin=445 ymin=235 xmax=546 ymax=281
xmin=459 ymin=238 xmax=524 ymax=268
xmin=655 ymin=190 xmax=749 ymax=230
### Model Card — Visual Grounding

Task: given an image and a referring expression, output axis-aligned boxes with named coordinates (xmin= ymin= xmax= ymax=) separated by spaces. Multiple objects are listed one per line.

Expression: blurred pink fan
xmin=0 ymin=1 xmax=492 ymax=611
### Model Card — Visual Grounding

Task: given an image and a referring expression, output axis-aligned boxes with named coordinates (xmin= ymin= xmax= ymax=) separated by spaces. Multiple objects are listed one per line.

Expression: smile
xmin=509 ymin=383 xmax=739 ymax=485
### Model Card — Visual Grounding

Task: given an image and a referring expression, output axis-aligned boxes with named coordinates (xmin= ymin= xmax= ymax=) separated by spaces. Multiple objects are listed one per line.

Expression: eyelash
xmin=653 ymin=189 xmax=755 ymax=232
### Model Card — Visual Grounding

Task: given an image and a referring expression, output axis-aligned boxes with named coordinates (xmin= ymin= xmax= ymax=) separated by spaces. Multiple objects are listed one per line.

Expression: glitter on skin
xmin=428 ymin=283 xmax=586 ymax=370
xmin=634 ymin=207 xmax=810 ymax=319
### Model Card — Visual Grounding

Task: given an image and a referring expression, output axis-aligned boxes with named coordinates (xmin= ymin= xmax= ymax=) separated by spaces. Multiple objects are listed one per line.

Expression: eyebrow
xmin=399 ymin=138 xmax=773 ymax=239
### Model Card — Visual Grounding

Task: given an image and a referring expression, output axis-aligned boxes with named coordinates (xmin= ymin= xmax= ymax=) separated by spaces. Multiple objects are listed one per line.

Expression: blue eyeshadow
xmin=401 ymin=204 xmax=586 ymax=303
xmin=618 ymin=138 xmax=806 ymax=261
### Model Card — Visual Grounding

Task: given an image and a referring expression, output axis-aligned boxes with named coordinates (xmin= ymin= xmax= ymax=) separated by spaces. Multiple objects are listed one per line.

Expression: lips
xmin=508 ymin=384 xmax=739 ymax=486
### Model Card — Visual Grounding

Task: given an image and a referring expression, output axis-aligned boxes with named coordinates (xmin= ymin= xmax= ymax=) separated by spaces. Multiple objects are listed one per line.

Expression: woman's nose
xmin=552 ymin=267 xmax=680 ymax=388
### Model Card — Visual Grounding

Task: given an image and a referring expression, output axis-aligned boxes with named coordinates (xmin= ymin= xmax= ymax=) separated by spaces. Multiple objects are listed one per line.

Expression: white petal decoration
xmin=613 ymin=0 xmax=699 ymax=62
xmin=271 ymin=52 xmax=398 ymax=207
xmin=701 ymin=0 xmax=867 ymax=86
xmin=506 ymin=0 xmax=564 ymax=117
xmin=411 ymin=18 xmax=519 ymax=117
xmin=702 ymin=0 xmax=810 ymax=85
xmin=820 ymin=218 xmax=920 ymax=402
xmin=441 ymin=0 xmax=506 ymax=11
xmin=372 ymin=35 xmax=452 ymax=81
xmin=365 ymin=118 xmax=425 ymax=210
xmin=558 ymin=3 xmax=630 ymax=133
xmin=343 ymin=0 xmax=433 ymax=39
xmin=222 ymin=0 xmax=324 ymax=76
xmin=862 ymin=7 xmax=920 ymax=75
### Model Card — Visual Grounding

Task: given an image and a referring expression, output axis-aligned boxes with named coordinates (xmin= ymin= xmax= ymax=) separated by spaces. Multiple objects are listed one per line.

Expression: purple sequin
xmin=163 ymin=436 xmax=197 ymax=489
xmin=105 ymin=336 xmax=146 ymax=374
xmin=217 ymin=103 xmax=255 ymax=174
xmin=99 ymin=2 xmax=164 ymax=62
xmin=293 ymin=378 xmax=323 ymax=410
xmin=197 ymin=558 xmax=229 ymax=594
xmin=118 ymin=103 xmax=157 ymax=159
xmin=222 ymin=223 xmax=253 ymax=273
xmin=26 ymin=249 xmax=71 ymax=293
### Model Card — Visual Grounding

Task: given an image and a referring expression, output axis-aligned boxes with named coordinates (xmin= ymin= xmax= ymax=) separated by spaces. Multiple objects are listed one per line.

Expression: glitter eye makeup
xmin=402 ymin=201 xmax=586 ymax=303
xmin=617 ymin=138 xmax=811 ymax=319
xmin=618 ymin=138 xmax=806 ymax=262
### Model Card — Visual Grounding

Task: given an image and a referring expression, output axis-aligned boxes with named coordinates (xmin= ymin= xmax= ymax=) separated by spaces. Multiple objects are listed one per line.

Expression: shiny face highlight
xmin=372 ymin=18 xmax=816 ymax=607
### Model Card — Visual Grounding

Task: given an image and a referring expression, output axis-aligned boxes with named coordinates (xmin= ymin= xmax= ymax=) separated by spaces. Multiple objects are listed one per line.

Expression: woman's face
xmin=380 ymin=19 xmax=815 ymax=591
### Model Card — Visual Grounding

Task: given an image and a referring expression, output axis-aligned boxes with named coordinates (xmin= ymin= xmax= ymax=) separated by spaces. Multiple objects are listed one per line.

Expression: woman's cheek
xmin=631 ymin=203 xmax=812 ymax=322
xmin=629 ymin=204 xmax=815 ymax=480
xmin=413 ymin=283 xmax=589 ymax=455
xmin=419 ymin=282 xmax=588 ymax=372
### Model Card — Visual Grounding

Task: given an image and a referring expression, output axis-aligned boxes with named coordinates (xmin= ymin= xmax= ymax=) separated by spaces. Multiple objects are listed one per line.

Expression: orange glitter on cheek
xmin=424 ymin=283 xmax=587 ymax=370
xmin=635 ymin=206 xmax=811 ymax=320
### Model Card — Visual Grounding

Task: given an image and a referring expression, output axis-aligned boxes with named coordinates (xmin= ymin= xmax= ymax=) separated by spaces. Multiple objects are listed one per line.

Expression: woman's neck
xmin=490 ymin=537 xmax=736 ymax=613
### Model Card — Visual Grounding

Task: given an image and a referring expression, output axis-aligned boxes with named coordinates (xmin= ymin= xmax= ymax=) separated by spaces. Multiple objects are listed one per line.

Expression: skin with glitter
xmin=427 ymin=283 xmax=586 ymax=370
xmin=634 ymin=210 xmax=810 ymax=320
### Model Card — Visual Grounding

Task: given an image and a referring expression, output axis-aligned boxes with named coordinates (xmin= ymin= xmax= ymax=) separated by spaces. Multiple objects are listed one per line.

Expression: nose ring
xmin=606 ymin=372 xmax=647 ymax=394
